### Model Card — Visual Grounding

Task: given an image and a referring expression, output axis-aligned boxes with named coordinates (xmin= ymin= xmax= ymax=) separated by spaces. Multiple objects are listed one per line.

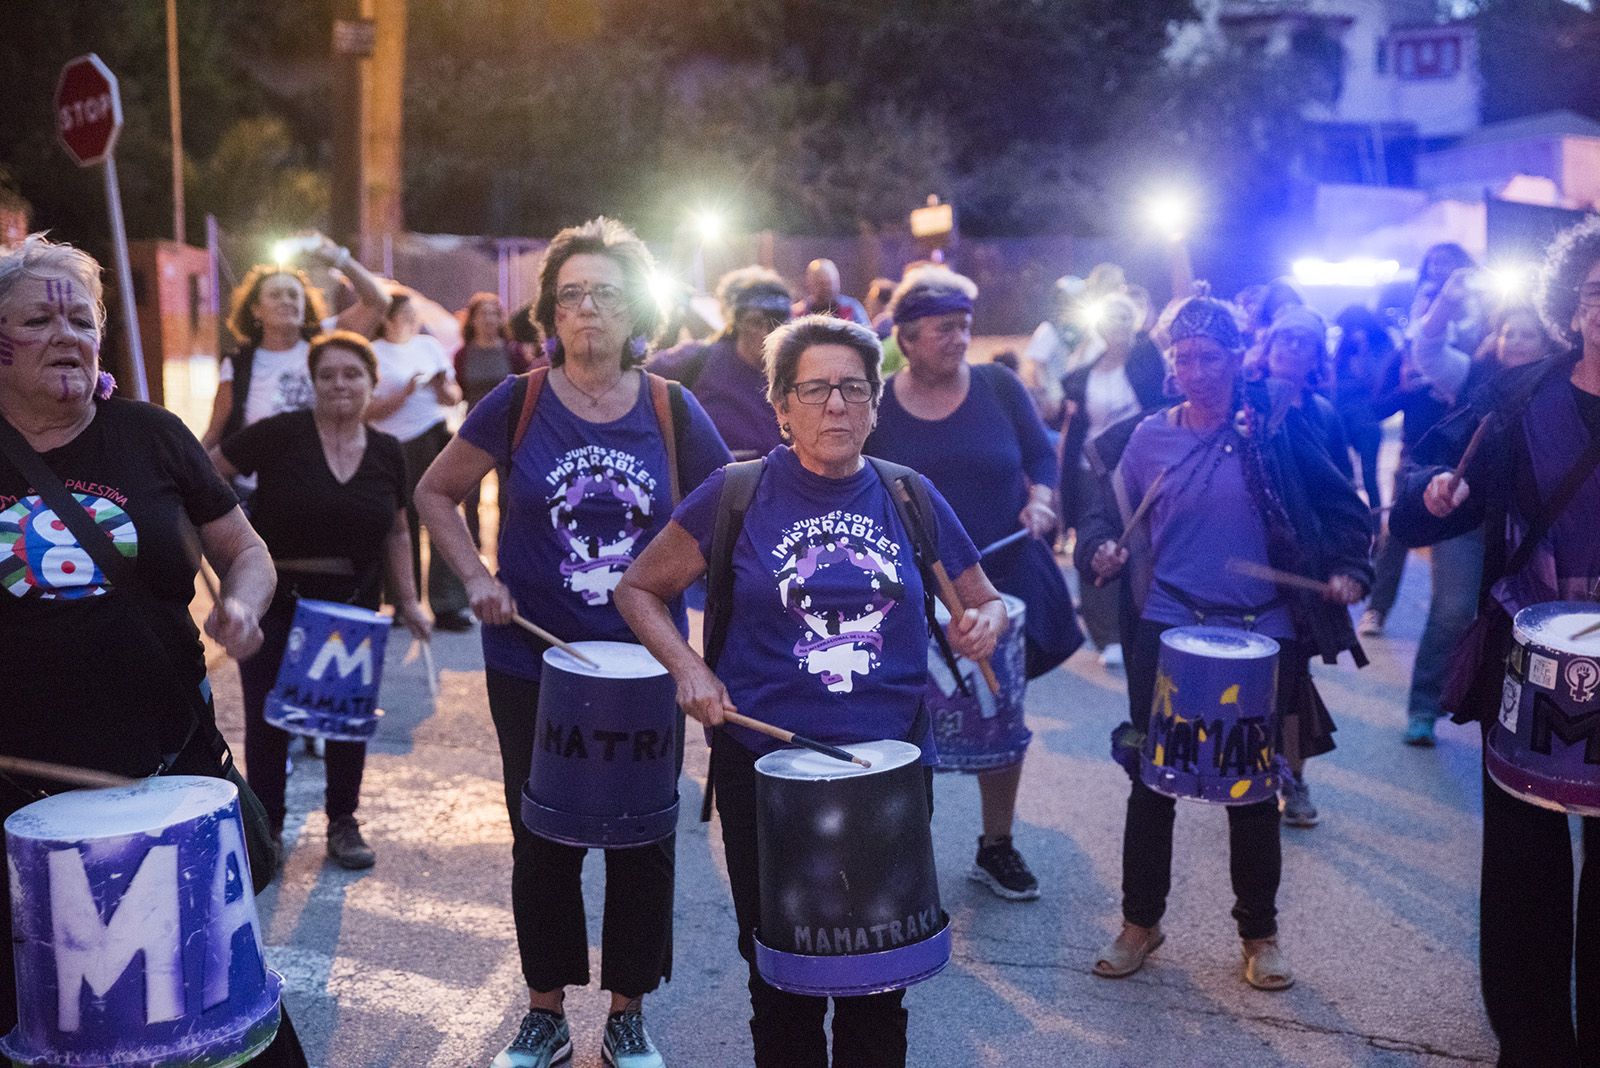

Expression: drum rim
xmin=1160 ymin=625 xmax=1280 ymax=659
xmin=1512 ymin=600 xmax=1600 ymax=654
xmin=4 ymin=774 xmax=238 ymax=840
xmin=754 ymin=738 xmax=921 ymax=780
xmin=541 ymin=639 xmax=669 ymax=678
xmin=294 ymin=598 xmax=393 ymax=624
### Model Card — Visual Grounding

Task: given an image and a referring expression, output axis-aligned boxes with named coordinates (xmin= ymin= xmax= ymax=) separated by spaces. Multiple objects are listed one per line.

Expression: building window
xmin=1394 ymin=34 xmax=1462 ymax=80
xmin=1375 ymin=38 xmax=1387 ymax=74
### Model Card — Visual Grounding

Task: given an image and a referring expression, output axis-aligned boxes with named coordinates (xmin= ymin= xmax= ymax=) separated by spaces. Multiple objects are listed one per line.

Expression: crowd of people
xmin=0 ymin=210 xmax=1597 ymax=1068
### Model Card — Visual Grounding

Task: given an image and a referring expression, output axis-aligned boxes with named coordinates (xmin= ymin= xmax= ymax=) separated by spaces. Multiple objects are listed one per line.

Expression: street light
xmin=1144 ymin=192 xmax=1193 ymax=243
xmin=691 ymin=208 xmax=725 ymax=245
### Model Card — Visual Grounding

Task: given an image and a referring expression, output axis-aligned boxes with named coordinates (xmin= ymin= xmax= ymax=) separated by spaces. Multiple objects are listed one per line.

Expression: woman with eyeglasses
xmin=416 ymin=218 xmax=729 ymax=1068
xmin=617 ymin=315 xmax=1004 ymax=1068
xmin=1392 ymin=217 xmax=1600 ymax=1068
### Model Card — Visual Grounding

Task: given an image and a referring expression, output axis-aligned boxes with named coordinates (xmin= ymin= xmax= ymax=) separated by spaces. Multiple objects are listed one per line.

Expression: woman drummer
xmin=1391 ymin=216 xmax=1600 ymax=1066
xmin=865 ymin=265 xmax=1071 ymax=902
xmin=1076 ymin=296 xmax=1370 ymax=990
xmin=415 ymin=217 xmax=729 ymax=1068
xmin=617 ymin=315 xmax=1005 ymax=1067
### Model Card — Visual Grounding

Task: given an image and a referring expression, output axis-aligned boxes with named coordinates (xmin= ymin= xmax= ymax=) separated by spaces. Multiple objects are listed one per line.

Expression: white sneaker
xmin=1357 ymin=609 xmax=1384 ymax=637
xmin=1099 ymin=643 xmax=1124 ymax=669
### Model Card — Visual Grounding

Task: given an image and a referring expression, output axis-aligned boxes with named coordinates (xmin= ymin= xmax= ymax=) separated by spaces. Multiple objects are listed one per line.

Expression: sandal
xmin=1093 ymin=922 xmax=1164 ymax=978
xmin=1242 ymin=936 xmax=1295 ymax=991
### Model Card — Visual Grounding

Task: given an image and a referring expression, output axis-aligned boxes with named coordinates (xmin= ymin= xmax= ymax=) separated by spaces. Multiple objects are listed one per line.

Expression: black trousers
xmin=398 ymin=421 xmax=469 ymax=616
xmin=713 ymin=731 xmax=934 ymax=1068
xmin=1479 ymin=723 xmax=1600 ymax=1067
xmin=486 ymin=668 xmax=676 ymax=995
xmin=1121 ymin=619 xmax=1282 ymax=940
xmin=238 ymin=601 xmax=367 ymax=833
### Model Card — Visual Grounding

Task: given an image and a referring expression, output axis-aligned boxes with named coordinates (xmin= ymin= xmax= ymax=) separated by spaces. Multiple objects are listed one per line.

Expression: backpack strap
xmin=865 ymin=456 xmax=969 ymax=697
xmin=508 ymin=366 xmax=549 ymax=455
xmin=648 ymin=372 xmax=683 ymax=505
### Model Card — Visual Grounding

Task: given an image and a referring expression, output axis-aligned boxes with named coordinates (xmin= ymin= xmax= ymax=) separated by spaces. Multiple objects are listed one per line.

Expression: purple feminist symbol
xmin=548 ymin=460 xmax=652 ymax=605
xmin=779 ymin=533 xmax=903 ymax=693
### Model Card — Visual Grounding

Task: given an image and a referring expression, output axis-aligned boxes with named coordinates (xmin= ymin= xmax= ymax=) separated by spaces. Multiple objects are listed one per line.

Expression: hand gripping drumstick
xmin=1094 ymin=468 xmax=1169 ymax=588
xmin=722 ymin=711 xmax=871 ymax=768
xmin=510 ymin=613 xmax=601 ymax=669
xmin=1225 ymin=557 xmax=1333 ymax=596
xmin=1571 ymin=618 xmax=1600 ymax=641
xmin=1445 ymin=414 xmax=1494 ymax=500
xmin=0 ymin=755 xmax=136 ymax=791
xmin=891 ymin=482 xmax=1001 ymax=696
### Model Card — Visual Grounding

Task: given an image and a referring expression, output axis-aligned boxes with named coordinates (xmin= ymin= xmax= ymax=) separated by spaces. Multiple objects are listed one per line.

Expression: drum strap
xmin=1154 ymin=577 xmax=1283 ymax=630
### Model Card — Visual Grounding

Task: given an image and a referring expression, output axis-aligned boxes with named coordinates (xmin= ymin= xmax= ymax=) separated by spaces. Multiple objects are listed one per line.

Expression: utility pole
xmin=166 ymin=0 xmax=184 ymax=243
xmin=330 ymin=0 xmax=405 ymax=260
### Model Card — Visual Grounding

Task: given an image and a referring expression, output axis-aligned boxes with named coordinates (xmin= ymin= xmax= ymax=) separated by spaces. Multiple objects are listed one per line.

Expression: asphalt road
xmin=210 ymin=550 xmax=1506 ymax=1067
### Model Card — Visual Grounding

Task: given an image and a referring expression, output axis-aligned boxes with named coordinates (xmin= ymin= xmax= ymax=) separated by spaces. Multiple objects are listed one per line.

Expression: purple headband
xmin=893 ymin=290 xmax=973 ymax=326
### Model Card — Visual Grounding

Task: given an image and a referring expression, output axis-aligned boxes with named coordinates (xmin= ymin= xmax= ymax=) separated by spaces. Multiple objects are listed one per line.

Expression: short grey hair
xmin=764 ymin=314 xmax=883 ymax=409
xmin=888 ymin=265 xmax=977 ymax=340
xmin=0 ymin=233 xmax=105 ymax=333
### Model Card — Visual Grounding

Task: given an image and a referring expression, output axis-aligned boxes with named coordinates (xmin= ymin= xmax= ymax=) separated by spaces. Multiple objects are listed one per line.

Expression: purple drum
xmin=264 ymin=599 xmax=393 ymax=741
xmin=520 ymin=641 xmax=681 ymax=848
xmin=926 ymin=593 xmax=1030 ymax=772
xmin=1487 ymin=601 xmax=1600 ymax=816
xmin=1141 ymin=626 xmax=1283 ymax=805
xmin=2 ymin=776 xmax=281 ymax=1068
xmin=753 ymin=740 xmax=949 ymax=997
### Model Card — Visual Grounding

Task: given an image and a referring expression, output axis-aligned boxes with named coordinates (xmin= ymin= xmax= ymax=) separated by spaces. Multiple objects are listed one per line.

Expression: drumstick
xmin=1225 ymin=557 xmax=1333 ymax=596
xmin=178 ymin=522 xmax=221 ymax=601
xmin=419 ymin=638 xmax=440 ymax=697
xmin=979 ymin=528 xmax=1031 ymax=558
xmin=510 ymin=613 xmax=601 ymax=669
xmin=890 ymin=482 xmax=1002 ymax=696
xmin=1570 ymin=618 xmax=1600 ymax=641
xmin=1115 ymin=468 xmax=1169 ymax=555
xmin=722 ymin=711 xmax=871 ymax=769
xmin=0 ymin=755 xmax=135 ymax=791
xmin=1446 ymin=414 xmax=1493 ymax=498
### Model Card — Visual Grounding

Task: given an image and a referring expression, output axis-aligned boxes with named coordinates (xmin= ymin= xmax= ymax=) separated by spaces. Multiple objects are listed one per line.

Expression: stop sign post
xmin=54 ymin=54 xmax=148 ymax=402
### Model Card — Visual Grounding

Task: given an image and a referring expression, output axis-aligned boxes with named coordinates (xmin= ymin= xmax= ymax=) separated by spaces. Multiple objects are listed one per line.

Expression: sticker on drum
xmin=925 ymin=593 xmax=1031 ymax=772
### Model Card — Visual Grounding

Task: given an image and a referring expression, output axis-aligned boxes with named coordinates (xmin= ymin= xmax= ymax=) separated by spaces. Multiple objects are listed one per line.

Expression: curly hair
xmin=460 ymin=291 xmax=510 ymax=346
xmin=0 ymin=233 xmax=105 ymax=333
xmin=1536 ymin=214 xmax=1600 ymax=347
xmin=226 ymin=263 xmax=326 ymax=346
xmin=533 ymin=216 xmax=660 ymax=367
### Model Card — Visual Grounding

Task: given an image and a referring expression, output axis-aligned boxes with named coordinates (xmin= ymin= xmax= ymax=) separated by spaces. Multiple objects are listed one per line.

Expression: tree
xmin=1466 ymin=0 xmax=1600 ymax=124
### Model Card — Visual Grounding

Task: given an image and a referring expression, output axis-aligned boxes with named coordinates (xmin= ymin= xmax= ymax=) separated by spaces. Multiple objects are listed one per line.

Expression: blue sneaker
xmin=490 ymin=1010 xmax=571 ymax=1068
xmin=602 ymin=1010 xmax=665 ymax=1068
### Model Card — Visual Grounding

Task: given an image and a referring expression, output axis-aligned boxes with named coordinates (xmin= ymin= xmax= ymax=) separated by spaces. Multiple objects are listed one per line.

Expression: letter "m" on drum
xmin=308 ymin=632 xmax=375 ymax=686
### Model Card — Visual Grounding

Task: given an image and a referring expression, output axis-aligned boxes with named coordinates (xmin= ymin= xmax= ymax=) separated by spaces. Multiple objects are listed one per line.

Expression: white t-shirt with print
xmin=219 ymin=340 xmax=314 ymax=428
xmin=369 ymin=334 xmax=455 ymax=442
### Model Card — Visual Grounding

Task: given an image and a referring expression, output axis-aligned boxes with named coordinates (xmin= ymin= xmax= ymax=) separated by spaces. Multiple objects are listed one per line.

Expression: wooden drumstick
xmin=510 ymin=613 xmax=601 ymax=669
xmin=1446 ymin=414 xmax=1493 ymax=499
xmin=419 ymin=638 xmax=440 ymax=698
xmin=1570 ymin=618 xmax=1600 ymax=641
xmin=722 ymin=711 xmax=871 ymax=768
xmin=0 ymin=755 xmax=135 ymax=791
xmin=1225 ymin=557 xmax=1333 ymax=596
xmin=1115 ymin=468 xmax=1168 ymax=555
xmin=891 ymin=482 xmax=1001 ymax=696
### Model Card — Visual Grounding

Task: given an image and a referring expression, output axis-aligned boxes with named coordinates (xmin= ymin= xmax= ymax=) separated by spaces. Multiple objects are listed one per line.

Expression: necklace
xmin=562 ymin=367 xmax=626 ymax=408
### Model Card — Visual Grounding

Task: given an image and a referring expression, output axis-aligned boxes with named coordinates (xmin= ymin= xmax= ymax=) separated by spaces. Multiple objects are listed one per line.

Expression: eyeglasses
xmin=789 ymin=378 xmax=873 ymax=405
xmin=1576 ymin=283 xmax=1600 ymax=307
xmin=555 ymin=283 xmax=627 ymax=312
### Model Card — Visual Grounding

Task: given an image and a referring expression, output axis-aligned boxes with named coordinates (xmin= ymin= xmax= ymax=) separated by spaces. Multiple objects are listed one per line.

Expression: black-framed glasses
xmin=1576 ymin=283 xmax=1600 ymax=306
xmin=789 ymin=378 xmax=873 ymax=404
xmin=555 ymin=283 xmax=627 ymax=312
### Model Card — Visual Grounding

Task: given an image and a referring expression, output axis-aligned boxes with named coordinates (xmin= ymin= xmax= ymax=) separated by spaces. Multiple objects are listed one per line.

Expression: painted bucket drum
xmin=925 ymin=593 xmax=1031 ymax=772
xmin=263 ymin=599 xmax=393 ymax=742
xmin=520 ymin=641 xmax=680 ymax=848
xmin=1 ymin=776 xmax=282 ymax=1068
xmin=753 ymin=740 xmax=950 ymax=997
xmin=1140 ymin=626 xmax=1282 ymax=805
xmin=1487 ymin=601 xmax=1600 ymax=816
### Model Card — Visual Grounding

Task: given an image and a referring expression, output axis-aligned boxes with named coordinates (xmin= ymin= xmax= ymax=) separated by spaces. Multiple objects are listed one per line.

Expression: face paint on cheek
xmin=59 ymin=371 xmax=72 ymax=400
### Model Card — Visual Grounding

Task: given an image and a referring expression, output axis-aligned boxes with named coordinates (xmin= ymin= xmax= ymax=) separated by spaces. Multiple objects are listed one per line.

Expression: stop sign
xmin=54 ymin=54 xmax=123 ymax=167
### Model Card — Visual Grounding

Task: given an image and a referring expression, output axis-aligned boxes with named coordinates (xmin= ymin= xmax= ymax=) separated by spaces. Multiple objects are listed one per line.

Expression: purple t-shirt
xmin=648 ymin=337 xmax=781 ymax=458
xmin=460 ymin=374 xmax=732 ymax=679
xmin=674 ymin=446 xmax=980 ymax=759
xmin=1117 ymin=411 xmax=1294 ymax=639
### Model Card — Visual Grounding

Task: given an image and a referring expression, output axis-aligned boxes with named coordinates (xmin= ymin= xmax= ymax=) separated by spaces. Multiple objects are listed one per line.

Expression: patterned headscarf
xmin=1168 ymin=297 xmax=1244 ymax=352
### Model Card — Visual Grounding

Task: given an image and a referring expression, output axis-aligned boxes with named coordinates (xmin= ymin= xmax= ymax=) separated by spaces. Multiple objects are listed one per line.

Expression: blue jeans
xmin=1407 ymin=530 xmax=1484 ymax=721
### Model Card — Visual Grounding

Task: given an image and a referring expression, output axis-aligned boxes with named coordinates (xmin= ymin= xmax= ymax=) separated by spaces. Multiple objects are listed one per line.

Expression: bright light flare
xmin=1081 ymin=299 xmax=1106 ymax=330
xmin=1291 ymin=257 xmax=1401 ymax=288
xmin=1145 ymin=193 xmax=1192 ymax=241
xmin=648 ymin=270 xmax=679 ymax=314
xmin=1485 ymin=263 xmax=1535 ymax=302
xmin=690 ymin=208 xmax=725 ymax=244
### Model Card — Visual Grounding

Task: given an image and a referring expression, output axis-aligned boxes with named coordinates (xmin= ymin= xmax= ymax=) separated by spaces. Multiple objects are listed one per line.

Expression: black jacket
xmin=1057 ymin=337 xmax=1168 ymax=528
xmin=1073 ymin=378 xmax=1372 ymax=666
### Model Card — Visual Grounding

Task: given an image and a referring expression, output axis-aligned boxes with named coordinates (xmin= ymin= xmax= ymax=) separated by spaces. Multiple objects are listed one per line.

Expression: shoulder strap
xmin=703 ymin=459 xmax=764 ymax=672
xmin=648 ymin=372 xmax=683 ymax=505
xmin=508 ymin=366 xmax=549 ymax=455
xmin=1504 ymin=427 xmax=1600 ymax=580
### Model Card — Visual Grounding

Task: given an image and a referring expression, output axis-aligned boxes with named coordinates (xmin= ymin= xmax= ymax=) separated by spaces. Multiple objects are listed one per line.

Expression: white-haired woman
xmin=865 ymin=265 xmax=1079 ymax=902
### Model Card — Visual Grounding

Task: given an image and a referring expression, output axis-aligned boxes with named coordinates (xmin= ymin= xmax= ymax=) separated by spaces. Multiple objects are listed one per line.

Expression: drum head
xmin=1513 ymin=601 xmax=1600 ymax=655
xmin=296 ymin=599 xmax=392 ymax=625
xmin=1162 ymin=626 xmax=1280 ymax=660
xmin=543 ymin=640 xmax=667 ymax=678
xmin=756 ymin=739 xmax=920 ymax=781
xmin=4 ymin=775 xmax=235 ymax=841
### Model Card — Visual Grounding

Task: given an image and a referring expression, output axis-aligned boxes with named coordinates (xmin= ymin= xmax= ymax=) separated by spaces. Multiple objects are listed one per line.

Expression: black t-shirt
xmin=222 ymin=410 xmax=408 ymax=610
xmin=0 ymin=398 xmax=238 ymax=775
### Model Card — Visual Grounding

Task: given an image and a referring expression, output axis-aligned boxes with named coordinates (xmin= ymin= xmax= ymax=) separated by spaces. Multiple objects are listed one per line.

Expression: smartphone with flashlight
xmin=271 ymin=235 xmax=322 ymax=264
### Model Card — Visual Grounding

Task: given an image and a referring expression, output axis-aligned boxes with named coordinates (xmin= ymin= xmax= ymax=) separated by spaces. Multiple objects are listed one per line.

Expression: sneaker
xmin=1403 ymin=715 xmax=1437 ymax=747
xmin=1357 ymin=609 xmax=1384 ymax=637
xmin=1099 ymin=642 xmax=1124 ymax=669
xmin=434 ymin=609 xmax=475 ymax=632
xmin=326 ymin=816 xmax=376 ymax=869
xmin=490 ymin=1010 xmax=571 ymax=1068
xmin=970 ymin=835 xmax=1041 ymax=901
xmin=303 ymin=736 xmax=325 ymax=759
xmin=1279 ymin=776 xmax=1319 ymax=828
xmin=602 ymin=1010 xmax=665 ymax=1068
